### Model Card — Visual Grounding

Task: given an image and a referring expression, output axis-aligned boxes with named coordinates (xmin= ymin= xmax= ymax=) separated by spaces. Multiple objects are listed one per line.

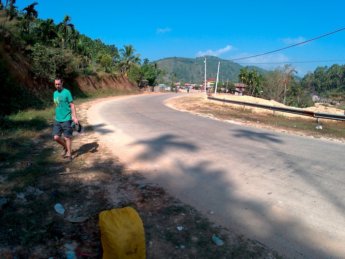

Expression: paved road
xmin=88 ymin=94 xmax=345 ymax=258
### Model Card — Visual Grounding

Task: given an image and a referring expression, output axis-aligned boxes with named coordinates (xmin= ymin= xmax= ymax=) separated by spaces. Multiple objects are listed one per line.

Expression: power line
xmin=230 ymin=27 xmax=345 ymax=61
xmin=237 ymin=59 xmax=345 ymax=65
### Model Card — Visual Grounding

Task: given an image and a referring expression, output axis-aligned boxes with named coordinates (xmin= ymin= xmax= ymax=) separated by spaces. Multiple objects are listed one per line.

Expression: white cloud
xmin=156 ymin=27 xmax=171 ymax=34
xmin=282 ymin=36 xmax=306 ymax=45
xmin=196 ymin=45 xmax=233 ymax=57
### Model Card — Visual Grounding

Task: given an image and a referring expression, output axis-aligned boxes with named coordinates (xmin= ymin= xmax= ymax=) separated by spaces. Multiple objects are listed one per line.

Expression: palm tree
xmin=0 ymin=1 xmax=4 ymax=10
xmin=57 ymin=15 xmax=75 ymax=48
xmin=7 ymin=0 xmax=17 ymax=20
xmin=119 ymin=45 xmax=140 ymax=76
xmin=23 ymin=2 xmax=38 ymax=20
xmin=21 ymin=2 xmax=38 ymax=33
xmin=38 ymin=18 xmax=58 ymax=44
xmin=69 ymin=29 xmax=79 ymax=51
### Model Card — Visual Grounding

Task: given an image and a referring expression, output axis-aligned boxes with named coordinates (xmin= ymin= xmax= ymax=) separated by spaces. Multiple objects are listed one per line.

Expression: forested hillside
xmin=156 ymin=56 xmax=242 ymax=84
xmin=157 ymin=55 xmax=345 ymax=108
xmin=156 ymin=56 xmax=268 ymax=84
xmin=0 ymin=2 xmax=161 ymax=116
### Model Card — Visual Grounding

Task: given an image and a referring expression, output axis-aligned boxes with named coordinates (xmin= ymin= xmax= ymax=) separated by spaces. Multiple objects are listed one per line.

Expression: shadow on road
xmin=232 ymin=129 xmax=283 ymax=143
xmin=130 ymin=130 xmax=341 ymax=258
xmin=85 ymin=123 xmax=113 ymax=134
xmin=130 ymin=134 xmax=198 ymax=161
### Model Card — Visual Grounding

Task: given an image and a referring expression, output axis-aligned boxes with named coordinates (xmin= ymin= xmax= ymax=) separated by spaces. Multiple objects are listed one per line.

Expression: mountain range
xmin=155 ymin=56 xmax=267 ymax=85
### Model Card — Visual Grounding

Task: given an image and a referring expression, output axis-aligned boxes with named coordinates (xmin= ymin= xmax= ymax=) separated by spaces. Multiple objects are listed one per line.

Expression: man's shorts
xmin=52 ymin=120 xmax=73 ymax=138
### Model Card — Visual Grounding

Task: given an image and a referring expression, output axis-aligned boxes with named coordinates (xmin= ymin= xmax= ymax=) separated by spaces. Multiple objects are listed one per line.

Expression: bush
xmin=29 ymin=43 xmax=79 ymax=80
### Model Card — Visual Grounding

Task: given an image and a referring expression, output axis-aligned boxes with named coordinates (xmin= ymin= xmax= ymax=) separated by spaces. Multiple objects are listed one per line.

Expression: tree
xmin=37 ymin=18 xmax=58 ymax=45
xmin=6 ymin=0 xmax=17 ymax=20
xmin=23 ymin=2 xmax=38 ymax=20
xmin=238 ymin=67 xmax=263 ymax=97
xmin=118 ymin=45 xmax=140 ymax=76
xmin=141 ymin=59 xmax=161 ymax=86
xmin=57 ymin=15 xmax=75 ymax=48
xmin=282 ymin=65 xmax=296 ymax=104
xmin=21 ymin=2 xmax=38 ymax=34
xmin=97 ymin=53 xmax=113 ymax=72
xmin=128 ymin=64 xmax=143 ymax=85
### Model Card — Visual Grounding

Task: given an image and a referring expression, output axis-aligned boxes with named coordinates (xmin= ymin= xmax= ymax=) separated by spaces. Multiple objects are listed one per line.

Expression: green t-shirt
xmin=53 ymin=88 xmax=73 ymax=122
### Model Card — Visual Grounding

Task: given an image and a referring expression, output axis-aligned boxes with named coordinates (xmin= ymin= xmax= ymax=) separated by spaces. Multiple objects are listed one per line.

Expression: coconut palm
xmin=23 ymin=2 xmax=38 ymax=20
xmin=119 ymin=45 xmax=140 ymax=76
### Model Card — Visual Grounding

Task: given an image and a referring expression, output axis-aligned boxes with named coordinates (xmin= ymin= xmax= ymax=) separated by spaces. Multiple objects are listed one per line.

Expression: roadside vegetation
xmin=0 ymin=1 xmax=162 ymax=116
xmin=236 ymin=64 xmax=345 ymax=108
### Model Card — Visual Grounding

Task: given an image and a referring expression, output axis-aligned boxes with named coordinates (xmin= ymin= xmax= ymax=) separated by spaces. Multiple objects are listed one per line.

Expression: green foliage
xmin=156 ymin=56 xmax=258 ymax=84
xmin=128 ymin=64 xmax=143 ymax=84
xmin=97 ymin=53 xmax=113 ymax=72
xmin=301 ymin=64 xmax=345 ymax=99
xmin=239 ymin=67 xmax=263 ymax=97
xmin=128 ymin=59 xmax=162 ymax=87
xmin=1 ymin=6 xmax=139 ymax=78
xmin=141 ymin=59 xmax=161 ymax=86
xmin=285 ymin=81 xmax=313 ymax=108
xmin=29 ymin=43 xmax=77 ymax=80
xmin=118 ymin=44 xmax=140 ymax=75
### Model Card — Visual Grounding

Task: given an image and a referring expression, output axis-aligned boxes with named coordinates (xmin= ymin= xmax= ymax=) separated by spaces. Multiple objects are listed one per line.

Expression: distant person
xmin=52 ymin=78 xmax=79 ymax=160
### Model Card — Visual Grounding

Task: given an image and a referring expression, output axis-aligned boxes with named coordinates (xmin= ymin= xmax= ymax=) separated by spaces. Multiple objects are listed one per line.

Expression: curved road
xmin=88 ymin=94 xmax=345 ymax=258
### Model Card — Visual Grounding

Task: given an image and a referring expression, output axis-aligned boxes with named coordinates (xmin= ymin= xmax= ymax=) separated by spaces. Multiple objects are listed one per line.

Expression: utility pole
xmin=214 ymin=61 xmax=220 ymax=94
xmin=204 ymin=57 xmax=207 ymax=92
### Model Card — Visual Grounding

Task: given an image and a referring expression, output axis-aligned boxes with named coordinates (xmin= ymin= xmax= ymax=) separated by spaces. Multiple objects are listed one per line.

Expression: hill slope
xmin=156 ymin=56 xmax=266 ymax=84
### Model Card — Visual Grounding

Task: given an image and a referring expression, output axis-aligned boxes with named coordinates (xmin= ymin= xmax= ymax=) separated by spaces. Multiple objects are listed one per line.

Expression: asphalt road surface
xmin=88 ymin=93 xmax=345 ymax=258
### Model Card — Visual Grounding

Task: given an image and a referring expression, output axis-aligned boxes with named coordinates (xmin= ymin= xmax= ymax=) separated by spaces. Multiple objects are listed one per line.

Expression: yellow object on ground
xmin=99 ymin=207 xmax=146 ymax=259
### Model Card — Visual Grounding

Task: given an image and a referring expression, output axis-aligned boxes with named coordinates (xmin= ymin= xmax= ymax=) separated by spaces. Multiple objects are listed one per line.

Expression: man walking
xmin=52 ymin=78 xmax=78 ymax=160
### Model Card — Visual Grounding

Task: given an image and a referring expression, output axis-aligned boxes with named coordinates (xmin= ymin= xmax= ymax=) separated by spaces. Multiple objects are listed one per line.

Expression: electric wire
xmin=230 ymin=26 xmax=345 ymax=61
xmin=237 ymin=59 xmax=345 ymax=65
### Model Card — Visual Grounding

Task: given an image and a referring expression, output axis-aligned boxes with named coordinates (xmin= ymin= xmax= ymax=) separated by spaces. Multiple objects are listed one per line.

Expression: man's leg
xmin=61 ymin=120 xmax=73 ymax=159
xmin=53 ymin=135 xmax=66 ymax=148
xmin=64 ymin=137 xmax=72 ymax=157
xmin=53 ymin=121 xmax=67 ymax=155
xmin=53 ymin=135 xmax=67 ymax=155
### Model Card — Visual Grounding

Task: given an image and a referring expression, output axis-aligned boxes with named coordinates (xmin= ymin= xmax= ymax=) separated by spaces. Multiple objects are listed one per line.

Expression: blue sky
xmin=15 ymin=0 xmax=345 ymax=76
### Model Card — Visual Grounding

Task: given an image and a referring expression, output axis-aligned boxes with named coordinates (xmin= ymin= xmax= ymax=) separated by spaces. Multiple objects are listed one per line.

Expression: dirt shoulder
xmin=166 ymin=93 xmax=345 ymax=143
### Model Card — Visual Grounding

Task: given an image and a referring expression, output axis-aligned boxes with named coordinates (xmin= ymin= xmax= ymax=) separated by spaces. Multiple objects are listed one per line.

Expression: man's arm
xmin=70 ymin=102 xmax=79 ymax=124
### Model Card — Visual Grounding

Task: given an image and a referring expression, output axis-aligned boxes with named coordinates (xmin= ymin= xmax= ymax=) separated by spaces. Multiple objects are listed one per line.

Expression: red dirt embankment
xmin=74 ymin=74 xmax=137 ymax=93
